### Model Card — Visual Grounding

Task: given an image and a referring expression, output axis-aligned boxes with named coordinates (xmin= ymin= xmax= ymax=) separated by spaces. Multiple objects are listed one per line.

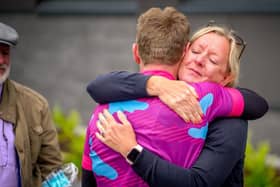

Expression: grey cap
xmin=0 ymin=22 xmax=19 ymax=46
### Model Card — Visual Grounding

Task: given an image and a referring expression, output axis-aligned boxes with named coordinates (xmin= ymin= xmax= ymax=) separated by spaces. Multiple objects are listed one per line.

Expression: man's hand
xmin=147 ymin=76 xmax=203 ymax=123
xmin=96 ymin=109 xmax=138 ymax=158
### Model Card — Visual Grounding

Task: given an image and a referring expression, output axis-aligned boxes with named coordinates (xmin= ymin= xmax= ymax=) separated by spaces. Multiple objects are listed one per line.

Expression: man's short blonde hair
xmin=190 ymin=26 xmax=244 ymax=87
xmin=136 ymin=7 xmax=190 ymax=65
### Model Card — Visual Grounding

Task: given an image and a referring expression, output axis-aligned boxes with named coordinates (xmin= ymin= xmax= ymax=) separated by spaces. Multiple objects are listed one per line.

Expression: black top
xmin=82 ymin=71 xmax=269 ymax=187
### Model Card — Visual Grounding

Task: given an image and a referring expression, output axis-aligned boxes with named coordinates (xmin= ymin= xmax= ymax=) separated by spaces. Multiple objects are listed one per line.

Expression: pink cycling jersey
xmin=82 ymin=70 xmax=244 ymax=187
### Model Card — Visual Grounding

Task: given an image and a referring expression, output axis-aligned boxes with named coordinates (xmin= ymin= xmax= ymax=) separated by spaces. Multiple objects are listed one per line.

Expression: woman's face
xmin=178 ymin=32 xmax=231 ymax=85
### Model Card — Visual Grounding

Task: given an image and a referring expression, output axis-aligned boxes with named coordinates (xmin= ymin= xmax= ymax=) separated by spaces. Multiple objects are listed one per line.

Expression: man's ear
xmin=180 ymin=43 xmax=190 ymax=62
xmin=221 ymin=73 xmax=235 ymax=86
xmin=132 ymin=43 xmax=141 ymax=64
xmin=185 ymin=42 xmax=191 ymax=52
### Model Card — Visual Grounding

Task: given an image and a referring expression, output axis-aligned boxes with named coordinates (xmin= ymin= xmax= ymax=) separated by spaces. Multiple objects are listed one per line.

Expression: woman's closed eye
xmin=209 ymin=58 xmax=218 ymax=65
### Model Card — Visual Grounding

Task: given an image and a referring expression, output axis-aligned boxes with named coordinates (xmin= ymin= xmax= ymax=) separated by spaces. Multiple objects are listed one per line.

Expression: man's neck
xmin=140 ymin=63 xmax=179 ymax=78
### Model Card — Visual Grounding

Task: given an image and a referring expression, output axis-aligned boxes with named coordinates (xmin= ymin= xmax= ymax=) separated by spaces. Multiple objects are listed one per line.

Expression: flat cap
xmin=0 ymin=22 xmax=18 ymax=46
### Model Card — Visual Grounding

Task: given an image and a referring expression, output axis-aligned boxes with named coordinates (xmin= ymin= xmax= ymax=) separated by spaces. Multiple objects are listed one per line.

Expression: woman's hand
xmin=96 ymin=109 xmax=138 ymax=158
xmin=147 ymin=76 xmax=203 ymax=123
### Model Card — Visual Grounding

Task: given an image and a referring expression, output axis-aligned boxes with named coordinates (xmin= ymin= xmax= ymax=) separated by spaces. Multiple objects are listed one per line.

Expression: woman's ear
xmin=132 ymin=43 xmax=141 ymax=64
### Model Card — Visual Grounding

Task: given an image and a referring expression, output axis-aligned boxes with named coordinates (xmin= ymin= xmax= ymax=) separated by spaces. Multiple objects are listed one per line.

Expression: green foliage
xmin=52 ymin=105 xmax=86 ymax=176
xmin=245 ymin=137 xmax=280 ymax=187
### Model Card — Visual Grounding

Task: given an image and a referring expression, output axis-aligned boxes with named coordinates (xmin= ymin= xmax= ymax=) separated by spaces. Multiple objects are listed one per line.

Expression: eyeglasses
xmin=207 ymin=20 xmax=247 ymax=59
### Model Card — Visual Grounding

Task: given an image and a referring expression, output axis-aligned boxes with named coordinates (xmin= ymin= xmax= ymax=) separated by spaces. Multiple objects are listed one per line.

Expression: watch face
xmin=127 ymin=148 xmax=140 ymax=163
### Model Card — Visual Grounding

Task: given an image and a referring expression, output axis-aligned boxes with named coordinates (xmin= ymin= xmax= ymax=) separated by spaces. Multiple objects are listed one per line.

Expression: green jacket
xmin=0 ymin=79 xmax=62 ymax=187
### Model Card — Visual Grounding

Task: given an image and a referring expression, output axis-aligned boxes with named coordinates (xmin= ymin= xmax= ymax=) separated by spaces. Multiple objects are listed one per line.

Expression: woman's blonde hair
xmin=190 ymin=25 xmax=245 ymax=87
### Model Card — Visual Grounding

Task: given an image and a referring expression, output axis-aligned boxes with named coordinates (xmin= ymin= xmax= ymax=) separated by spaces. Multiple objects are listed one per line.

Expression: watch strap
xmin=126 ymin=144 xmax=143 ymax=165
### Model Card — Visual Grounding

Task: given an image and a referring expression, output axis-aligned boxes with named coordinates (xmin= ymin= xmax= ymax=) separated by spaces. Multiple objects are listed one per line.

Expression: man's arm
xmin=38 ymin=102 xmax=63 ymax=178
xmin=132 ymin=118 xmax=248 ymax=187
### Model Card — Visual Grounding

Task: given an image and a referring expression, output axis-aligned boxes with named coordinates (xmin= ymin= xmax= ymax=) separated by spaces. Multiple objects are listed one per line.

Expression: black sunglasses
xmin=207 ymin=20 xmax=247 ymax=59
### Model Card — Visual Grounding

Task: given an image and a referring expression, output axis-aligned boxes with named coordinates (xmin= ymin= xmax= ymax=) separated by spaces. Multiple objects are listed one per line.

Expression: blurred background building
xmin=1 ymin=0 xmax=280 ymax=156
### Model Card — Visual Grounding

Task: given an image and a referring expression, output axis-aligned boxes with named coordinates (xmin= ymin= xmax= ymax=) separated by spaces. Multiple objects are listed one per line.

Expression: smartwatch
xmin=126 ymin=144 xmax=143 ymax=165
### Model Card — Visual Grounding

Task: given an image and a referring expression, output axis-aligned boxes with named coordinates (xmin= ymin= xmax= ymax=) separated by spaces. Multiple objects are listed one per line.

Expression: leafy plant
xmin=245 ymin=136 xmax=280 ymax=187
xmin=52 ymin=105 xmax=86 ymax=177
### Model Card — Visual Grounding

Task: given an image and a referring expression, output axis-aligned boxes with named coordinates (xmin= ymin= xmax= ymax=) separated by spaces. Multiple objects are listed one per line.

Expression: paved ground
xmin=1 ymin=14 xmax=279 ymax=186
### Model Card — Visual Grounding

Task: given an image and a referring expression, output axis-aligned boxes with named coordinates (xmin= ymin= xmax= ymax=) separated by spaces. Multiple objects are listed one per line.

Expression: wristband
xmin=126 ymin=144 xmax=143 ymax=165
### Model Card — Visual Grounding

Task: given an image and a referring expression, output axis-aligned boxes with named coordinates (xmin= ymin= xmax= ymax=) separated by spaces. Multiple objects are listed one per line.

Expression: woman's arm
xmin=131 ymin=118 xmax=248 ymax=187
xmin=87 ymin=71 xmax=150 ymax=104
xmin=96 ymin=110 xmax=248 ymax=187
xmin=88 ymin=71 xmax=202 ymax=123
xmin=239 ymin=88 xmax=269 ymax=120
xmin=87 ymin=71 xmax=269 ymax=120
xmin=82 ymin=168 xmax=97 ymax=187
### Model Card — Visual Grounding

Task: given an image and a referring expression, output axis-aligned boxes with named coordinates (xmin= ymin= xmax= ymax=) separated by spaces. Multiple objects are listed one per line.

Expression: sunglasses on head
xmin=207 ymin=20 xmax=247 ymax=59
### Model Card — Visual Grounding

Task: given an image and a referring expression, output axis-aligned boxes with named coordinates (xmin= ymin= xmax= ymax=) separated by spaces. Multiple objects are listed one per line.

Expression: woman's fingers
xmin=96 ymin=132 xmax=105 ymax=142
xmin=103 ymin=109 xmax=116 ymax=124
xmin=95 ymin=110 xmax=137 ymax=158
xmin=117 ymin=111 xmax=131 ymax=127
xmin=98 ymin=109 xmax=118 ymax=130
xmin=97 ymin=120 xmax=106 ymax=137
xmin=98 ymin=113 xmax=108 ymax=129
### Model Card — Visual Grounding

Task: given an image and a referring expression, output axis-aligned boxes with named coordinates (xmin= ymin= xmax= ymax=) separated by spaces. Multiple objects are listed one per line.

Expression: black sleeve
xmin=87 ymin=71 xmax=269 ymax=120
xmin=132 ymin=118 xmax=248 ymax=187
xmin=82 ymin=168 xmax=97 ymax=187
xmin=87 ymin=71 xmax=151 ymax=104
xmin=238 ymin=87 xmax=269 ymax=120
